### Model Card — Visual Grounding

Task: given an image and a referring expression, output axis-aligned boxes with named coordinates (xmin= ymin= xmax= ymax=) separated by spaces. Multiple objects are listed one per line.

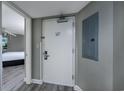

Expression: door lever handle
xmin=44 ymin=51 xmax=50 ymax=60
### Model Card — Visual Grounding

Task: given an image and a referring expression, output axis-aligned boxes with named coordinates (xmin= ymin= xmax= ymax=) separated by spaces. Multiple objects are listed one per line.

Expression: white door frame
xmin=0 ymin=2 xmax=2 ymax=90
xmin=1 ymin=1 xmax=32 ymax=87
xmin=41 ymin=16 xmax=76 ymax=86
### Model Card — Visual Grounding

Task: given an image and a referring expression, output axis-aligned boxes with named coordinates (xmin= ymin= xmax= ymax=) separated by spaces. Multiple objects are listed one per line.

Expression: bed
xmin=2 ymin=52 xmax=24 ymax=67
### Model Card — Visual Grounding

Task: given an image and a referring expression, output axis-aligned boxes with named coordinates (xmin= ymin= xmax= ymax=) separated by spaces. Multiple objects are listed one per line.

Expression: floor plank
xmin=2 ymin=65 xmax=73 ymax=91
xmin=2 ymin=65 xmax=25 ymax=91
xmin=17 ymin=83 xmax=74 ymax=91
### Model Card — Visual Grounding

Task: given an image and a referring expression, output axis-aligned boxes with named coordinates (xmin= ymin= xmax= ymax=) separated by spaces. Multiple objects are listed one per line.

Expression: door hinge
xmin=72 ymin=75 xmax=74 ymax=80
xmin=72 ymin=49 xmax=75 ymax=54
xmin=41 ymin=36 xmax=45 ymax=39
xmin=72 ymin=22 xmax=75 ymax=27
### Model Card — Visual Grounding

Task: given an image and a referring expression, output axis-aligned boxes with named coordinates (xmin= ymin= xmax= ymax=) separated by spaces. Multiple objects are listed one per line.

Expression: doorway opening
xmin=42 ymin=17 xmax=75 ymax=87
xmin=2 ymin=3 xmax=25 ymax=90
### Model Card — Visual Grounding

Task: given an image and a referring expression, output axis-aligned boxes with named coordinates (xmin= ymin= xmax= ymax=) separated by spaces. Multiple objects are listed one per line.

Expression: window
xmin=2 ymin=33 xmax=8 ymax=52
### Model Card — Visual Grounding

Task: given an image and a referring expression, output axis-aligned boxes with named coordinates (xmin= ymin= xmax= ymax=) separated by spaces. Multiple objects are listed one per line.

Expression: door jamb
xmin=72 ymin=17 xmax=76 ymax=86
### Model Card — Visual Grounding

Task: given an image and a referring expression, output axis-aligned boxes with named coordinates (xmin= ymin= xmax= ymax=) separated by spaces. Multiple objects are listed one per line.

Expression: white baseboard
xmin=74 ymin=85 xmax=83 ymax=91
xmin=32 ymin=79 xmax=43 ymax=85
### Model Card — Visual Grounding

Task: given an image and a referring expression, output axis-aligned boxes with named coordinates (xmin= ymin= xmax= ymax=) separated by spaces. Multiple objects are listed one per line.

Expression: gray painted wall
xmin=7 ymin=34 xmax=24 ymax=52
xmin=31 ymin=1 xmax=124 ymax=91
xmin=113 ymin=2 xmax=124 ymax=90
xmin=75 ymin=2 xmax=113 ymax=90
xmin=32 ymin=19 xmax=42 ymax=79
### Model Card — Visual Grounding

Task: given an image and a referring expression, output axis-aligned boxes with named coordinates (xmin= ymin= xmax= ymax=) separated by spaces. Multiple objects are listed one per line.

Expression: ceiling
xmin=13 ymin=1 xmax=90 ymax=18
xmin=2 ymin=3 xmax=24 ymax=35
xmin=2 ymin=1 xmax=89 ymax=35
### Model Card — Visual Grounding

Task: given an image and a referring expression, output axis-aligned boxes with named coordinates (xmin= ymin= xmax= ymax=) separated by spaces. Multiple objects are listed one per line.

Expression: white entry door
xmin=42 ymin=17 xmax=75 ymax=87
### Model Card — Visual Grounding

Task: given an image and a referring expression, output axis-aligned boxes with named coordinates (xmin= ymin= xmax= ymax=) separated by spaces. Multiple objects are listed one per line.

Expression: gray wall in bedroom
xmin=32 ymin=19 xmax=42 ymax=79
xmin=75 ymin=2 xmax=113 ymax=90
xmin=7 ymin=34 xmax=24 ymax=52
xmin=0 ymin=2 xmax=2 ymax=90
xmin=113 ymin=2 xmax=124 ymax=90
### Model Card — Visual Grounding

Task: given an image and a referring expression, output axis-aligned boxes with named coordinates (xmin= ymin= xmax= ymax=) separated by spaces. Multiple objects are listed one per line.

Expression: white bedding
xmin=2 ymin=52 xmax=24 ymax=62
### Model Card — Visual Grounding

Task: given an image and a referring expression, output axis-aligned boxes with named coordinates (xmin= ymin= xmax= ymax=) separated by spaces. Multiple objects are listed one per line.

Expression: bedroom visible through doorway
xmin=2 ymin=3 xmax=25 ymax=90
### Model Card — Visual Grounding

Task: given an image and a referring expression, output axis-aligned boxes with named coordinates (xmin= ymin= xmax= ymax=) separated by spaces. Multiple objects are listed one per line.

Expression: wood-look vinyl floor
xmin=2 ymin=65 xmax=73 ymax=91
xmin=17 ymin=83 xmax=73 ymax=91
xmin=2 ymin=65 xmax=25 ymax=91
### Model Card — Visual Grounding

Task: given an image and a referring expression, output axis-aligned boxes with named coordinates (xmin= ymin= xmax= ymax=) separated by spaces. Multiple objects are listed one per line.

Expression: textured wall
xmin=7 ymin=34 xmax=24 ymax=52
xmin=113 ymin=2 xmax=124 ymax=90
xmin=75 ymin=2 xmax=113 ymax=90
xmin=32 ymin=19 xmax=42 ymax=79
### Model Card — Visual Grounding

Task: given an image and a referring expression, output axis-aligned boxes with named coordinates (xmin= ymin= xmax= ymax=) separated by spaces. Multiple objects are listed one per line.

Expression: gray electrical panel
xmin=82 ymin=12 xmax=99 ymax=61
